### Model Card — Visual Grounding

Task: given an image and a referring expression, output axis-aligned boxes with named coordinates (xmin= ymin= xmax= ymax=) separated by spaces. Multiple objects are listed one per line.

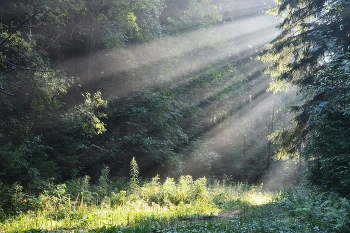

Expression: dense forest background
xmin=1 ymin=0 xmax=349 ymax=206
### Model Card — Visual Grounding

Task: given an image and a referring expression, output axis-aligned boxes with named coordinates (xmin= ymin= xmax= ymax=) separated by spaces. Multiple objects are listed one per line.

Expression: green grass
xmin=1 ymin=175 xmax=350 ymax=233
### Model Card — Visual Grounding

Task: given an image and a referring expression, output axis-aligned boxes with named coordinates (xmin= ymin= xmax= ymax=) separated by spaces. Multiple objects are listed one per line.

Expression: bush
xmin=280 ymin=187 xmax=350 ymax=232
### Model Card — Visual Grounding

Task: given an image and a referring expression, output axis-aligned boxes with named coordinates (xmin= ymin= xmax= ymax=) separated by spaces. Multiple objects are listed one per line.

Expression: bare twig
xmin=0 ymin=11 xmax=43 ymax=47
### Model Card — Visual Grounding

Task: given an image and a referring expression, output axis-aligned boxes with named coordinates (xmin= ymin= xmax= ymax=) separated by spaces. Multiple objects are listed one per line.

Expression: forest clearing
xmin=1 ymin=0 xmax=349 ymax=232
xmin=2 ymin=165 xmax=350 ymax=232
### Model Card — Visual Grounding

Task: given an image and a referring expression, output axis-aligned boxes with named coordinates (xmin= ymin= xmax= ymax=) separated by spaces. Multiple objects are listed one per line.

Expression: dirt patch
xmin=217 ymin=210 xmax=240 ymax=218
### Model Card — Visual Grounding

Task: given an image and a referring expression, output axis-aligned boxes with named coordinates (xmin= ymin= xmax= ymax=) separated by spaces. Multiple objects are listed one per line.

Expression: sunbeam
xmin=3 ymin=0 xmax=348 ymax=231
xmin=4 ymin=0 xmax=296 ymax=184
xmin=72 ymin=0 xmax=295 ymax=185
xmin=59 ymin=5 xmax=279 ymax=102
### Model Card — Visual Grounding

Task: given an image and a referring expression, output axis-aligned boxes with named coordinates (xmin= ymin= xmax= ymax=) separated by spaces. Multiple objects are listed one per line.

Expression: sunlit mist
xmin=63 ymin=5 xmax=279 ymax=98
xmin=58 ymin=0 xmax=296 ymax=185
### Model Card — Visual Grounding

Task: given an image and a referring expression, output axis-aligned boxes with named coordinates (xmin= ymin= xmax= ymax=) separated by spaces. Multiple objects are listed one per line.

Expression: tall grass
xmin=1 ymin=166 xmax=350 ymax=232
xmin=0 ymin=172 xmax=275 ymax=232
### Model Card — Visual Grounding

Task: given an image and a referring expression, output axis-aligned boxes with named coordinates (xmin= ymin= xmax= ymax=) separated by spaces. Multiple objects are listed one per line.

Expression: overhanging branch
xmin=0 ymin=11 xmax=43 ymax=47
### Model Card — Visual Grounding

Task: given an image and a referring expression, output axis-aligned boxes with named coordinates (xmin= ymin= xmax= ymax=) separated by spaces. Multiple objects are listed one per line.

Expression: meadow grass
xmin=1 ymin=175 xmax=350 ymax=232
xmin=0 ymin=175 xmax=274 ymax=232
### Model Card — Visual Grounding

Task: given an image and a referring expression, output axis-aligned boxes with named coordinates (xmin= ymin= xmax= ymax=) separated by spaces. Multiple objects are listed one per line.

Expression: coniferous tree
xmin=260 ymin=0 xmax=350 ymax=195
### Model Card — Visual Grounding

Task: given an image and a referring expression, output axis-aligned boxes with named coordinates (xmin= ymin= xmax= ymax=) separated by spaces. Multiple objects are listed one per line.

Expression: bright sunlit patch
xmin=242 ymin=191 xmax=275 ymax=206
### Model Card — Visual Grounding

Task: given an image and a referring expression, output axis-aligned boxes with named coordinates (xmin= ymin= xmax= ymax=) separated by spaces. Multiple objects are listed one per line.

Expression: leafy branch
xmin=0 ymin=11 xmax=43 ymax=47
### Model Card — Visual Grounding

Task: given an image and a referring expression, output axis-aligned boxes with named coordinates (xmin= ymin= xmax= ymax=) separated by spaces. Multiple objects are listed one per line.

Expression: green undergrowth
xmin=1 ymin=166 xmax=350 ymax=232
xmin=0 ymin=170 xmax=274 ymax=232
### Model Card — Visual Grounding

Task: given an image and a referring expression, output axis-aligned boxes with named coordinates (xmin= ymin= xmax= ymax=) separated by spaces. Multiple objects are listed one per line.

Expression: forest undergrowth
xmin=1 ymin=163 xmax=350 ymax=233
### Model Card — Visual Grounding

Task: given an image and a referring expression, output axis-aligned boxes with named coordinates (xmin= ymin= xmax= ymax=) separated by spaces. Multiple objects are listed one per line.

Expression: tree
xmin=260 ymin=0 xmax=350 ymax=195
xmin=166 ymin=0 xmax=222 ymax=32
xmin=0 ymin=3 xmax=74 ymax=188
xmin=107 ymin=88 xmax=188 ymax=177
xmin=0 ymin=0 xmax=110 ymax=187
